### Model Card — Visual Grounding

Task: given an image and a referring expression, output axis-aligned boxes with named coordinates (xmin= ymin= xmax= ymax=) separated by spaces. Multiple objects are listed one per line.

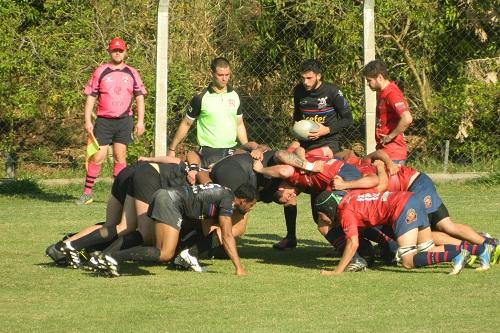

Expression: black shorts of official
xmin=111 ymin=164 xmax=139 ymax=204
xmin=198 ymin=146 xmax=236 ymax=169
xmin=93 ymin=116 xmax=134 ymax=146
xmin=148 ymin=189 xmax=184 ymax=231
xmin=127 ymin=163 xmax=161 ymax=203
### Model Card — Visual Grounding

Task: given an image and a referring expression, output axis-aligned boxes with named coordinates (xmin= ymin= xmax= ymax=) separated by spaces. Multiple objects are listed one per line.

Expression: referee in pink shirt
xmin=76 ymin=37 xmax=147 ymax=205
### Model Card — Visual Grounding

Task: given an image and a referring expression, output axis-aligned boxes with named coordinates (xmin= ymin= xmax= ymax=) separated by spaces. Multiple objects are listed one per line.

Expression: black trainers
xmin=45 ymin=243 xmax=67 ymax=266
xmin=59 ymin=243 xmax=82 ymax=269
xmin=272 ymin=237 xmax=297 ymax=250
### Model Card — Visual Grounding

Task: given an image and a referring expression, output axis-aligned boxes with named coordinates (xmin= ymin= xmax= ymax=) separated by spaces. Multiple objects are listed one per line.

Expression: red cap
xmin=108 ymin=37 xmax=127 ymax=51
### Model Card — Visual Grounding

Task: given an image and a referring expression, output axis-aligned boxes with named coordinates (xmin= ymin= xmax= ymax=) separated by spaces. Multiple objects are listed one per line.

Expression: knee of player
xmin=401 ymin=255 xmax=416 ymax=269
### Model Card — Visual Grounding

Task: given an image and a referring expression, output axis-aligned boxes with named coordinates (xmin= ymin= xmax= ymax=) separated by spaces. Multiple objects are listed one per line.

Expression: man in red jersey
xmin=314 ymin=190 xmax=488 ymax=276
xmin=76 ymin=37 xmax=147 ymax=205
xmin=363 ymin=60 xmax=412 ymax=164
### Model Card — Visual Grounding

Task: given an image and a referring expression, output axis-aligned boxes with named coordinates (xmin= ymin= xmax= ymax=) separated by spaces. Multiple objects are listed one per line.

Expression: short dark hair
xmin=210 ymin=57 xmax=231 ymax=72
xmin=299 ymin=59 xmax=321 ymax=74
xmin=234 ymin=183 xmax=258 ymax=202
xmin=362 ymin=59 xmax=389 ymax=79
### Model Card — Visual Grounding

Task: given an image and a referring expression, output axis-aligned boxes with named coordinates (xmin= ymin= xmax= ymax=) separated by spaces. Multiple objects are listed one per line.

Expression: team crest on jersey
xmin=405 ymin=208 xmax=417 ymax=224
xmin=317 ymin=97 xmax=327 ymax=109
xmin=394 ymin=102 xmax=406 ymax=111
xmin=228 ymin=99 xmax=235 ymax=108
xmin=424 ymin=195 xmax=432 ymax=209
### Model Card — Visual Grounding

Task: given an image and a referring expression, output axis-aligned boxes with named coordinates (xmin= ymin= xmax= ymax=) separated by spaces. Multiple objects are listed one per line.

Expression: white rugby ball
xmin=292 ymin=120 xmax=319 ymax=140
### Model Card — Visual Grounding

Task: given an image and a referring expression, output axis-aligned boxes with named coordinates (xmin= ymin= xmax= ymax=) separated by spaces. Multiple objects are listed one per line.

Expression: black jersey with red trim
xmin=293 ymin=82 xmax=352 ymax=150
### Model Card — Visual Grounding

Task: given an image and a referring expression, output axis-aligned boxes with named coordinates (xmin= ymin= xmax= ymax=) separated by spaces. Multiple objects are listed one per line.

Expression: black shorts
xmin=148 ymin=189 xmax=184 ymax=231
xmin=210 ymin=154 xmax=255 ymax=191
xmin=127 ymin=163 xmax=161 ymax=203
xmin=127 ymin=162 xmax=188 ymax=203
xmin=93 ymin=116 xmax=134 ymax=145
xmin=111 ymin=164 xmax=138 ymax=204
xmin=198 ymin=146 xmax=236 ymax=169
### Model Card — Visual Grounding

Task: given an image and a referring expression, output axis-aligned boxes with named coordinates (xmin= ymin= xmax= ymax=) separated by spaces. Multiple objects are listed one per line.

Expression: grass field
xmin=0 ymin=180 xmax=499 ymax=333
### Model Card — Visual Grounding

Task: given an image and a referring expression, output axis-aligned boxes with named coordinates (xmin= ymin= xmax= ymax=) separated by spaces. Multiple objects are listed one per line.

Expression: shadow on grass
xmin=235 ymin=233 xmax=336 ymax=270
xmin=0 ymin=179 xmax=73 ymax=202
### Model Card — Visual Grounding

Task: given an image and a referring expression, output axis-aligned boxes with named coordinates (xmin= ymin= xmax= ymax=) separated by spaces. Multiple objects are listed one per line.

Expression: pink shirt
xmin=375 ymin=81 xmax=410 ymax=160
xmin=84 ymin=63 xmax=147 ymax=118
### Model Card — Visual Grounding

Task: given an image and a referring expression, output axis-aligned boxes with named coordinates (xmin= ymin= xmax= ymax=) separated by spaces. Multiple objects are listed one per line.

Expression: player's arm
xmin=168 ymin=116 xmax=193 ymax=156
xmin=84 ymin=95 xmax=97 ymax=135
xmin=219 ymin=215 xmax=247 ymax=276
xmin=134 ymin=94 xmax=145 ymax=137
xmin=326 ymin=89 xmax=353 ymax=135
xmin=335 ymin=235 xmax=359 ymax=274
xmin=373 ymin=160 xmax=389 ymax=192
xmin=253 ymin=160 xmax=295 ymax=179
xmin=236 ymin=116 xmax=248 ymax=145
xmin=380 ymin=111 xmax=412 ymax=145
xmin=332 ymin=173 xmax=378 ymax=191
xmin=138 ymin=155 xmax=181 ymax=164
xmin=275 ymin=149 xmax=324 ymax=172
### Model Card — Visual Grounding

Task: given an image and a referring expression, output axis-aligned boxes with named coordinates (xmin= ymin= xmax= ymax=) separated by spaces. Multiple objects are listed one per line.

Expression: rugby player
xmin=315 ymin=190 xmax=492 ymax=275
xmin=93 ymin=183 xmax=257 ymax=277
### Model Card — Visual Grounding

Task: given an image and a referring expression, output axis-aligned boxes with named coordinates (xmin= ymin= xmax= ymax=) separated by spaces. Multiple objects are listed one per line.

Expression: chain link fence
xmin=1 ymin=1 xmax=498 ymax=185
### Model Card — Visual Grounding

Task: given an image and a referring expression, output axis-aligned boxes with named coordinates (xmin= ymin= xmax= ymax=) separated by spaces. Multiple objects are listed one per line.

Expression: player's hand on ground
xmin=253 ymin=159 xmax=264 ymax=173
xmin=320 ymin=269 xmax=342 ymax=276
xmin=308 ymin=123 xmax=329 ymax=140
xmin=134 ymin=122 xmax=145 ymax=137
xmin=236 ymin=267 xmax=248 ymax=276
xmin=332 ymin=175 xmax=347 ymax=190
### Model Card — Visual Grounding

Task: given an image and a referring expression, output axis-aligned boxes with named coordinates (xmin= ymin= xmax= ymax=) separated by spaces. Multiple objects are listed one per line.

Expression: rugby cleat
xmin=100 ymin=254 xmax=120 ymax=277
xmin=272 ymin=237 xmax=297 ymax=250
xmin=59 ymin=243 xmax=83 ymax=269
xmin=466 ymin=255 xmax=477 ymax=267
xmin=173 ymin=249 xmax=204 ymax=272
xmin=449 ymin=249 xmax=471 ymax=276
xmin=476 ymin=244 xmax=493 ymax=271
xmin=345 ymin=253 xmax=367 ymax=272
xmin=75 ymin=193 xmax=93 ymax=205
xmin=45 ymin=243 xmax=67 ymax=266
xmin=491 ymin=242 xmax=500 ymax=265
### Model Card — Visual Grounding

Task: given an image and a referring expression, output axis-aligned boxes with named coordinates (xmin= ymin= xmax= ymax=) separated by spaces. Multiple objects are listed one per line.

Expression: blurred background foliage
xmin=0 ymin=0 xmax=497 ymax=177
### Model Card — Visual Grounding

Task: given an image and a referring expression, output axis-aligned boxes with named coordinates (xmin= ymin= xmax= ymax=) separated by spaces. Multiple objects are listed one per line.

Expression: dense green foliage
xmin=0 ymin=0 xmax=497 ymax=171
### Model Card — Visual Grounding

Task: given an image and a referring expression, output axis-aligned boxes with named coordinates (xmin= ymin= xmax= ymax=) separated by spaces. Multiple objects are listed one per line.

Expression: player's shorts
xmin=127 ymin=162 xmax=188 ymax=203
xmin=210 ymin=154 xmax=256 ymax=191
xmin=198 ymin=146 xmax=236 ymax=169
xmin=393 ymin=194 xmax=430 ymax=239
xmin=111 ymin=163 xmax=139 ymax=204
xmin=147 ymin=189 xmax=184 ymax=231
xmin=93 ymin=116 xmax=134 ymax=145
xmin=337 ymin=163 xmax=362 ymax=181
xmin=407 ymin=173 xmax=443 ymax=215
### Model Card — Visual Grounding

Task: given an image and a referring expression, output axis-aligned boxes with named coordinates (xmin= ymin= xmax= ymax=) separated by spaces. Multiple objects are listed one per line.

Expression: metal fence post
xmin=363 ymin=0 xmax=376 ymax=154
xmin=155 ymin=0 xmax=169 ymax=157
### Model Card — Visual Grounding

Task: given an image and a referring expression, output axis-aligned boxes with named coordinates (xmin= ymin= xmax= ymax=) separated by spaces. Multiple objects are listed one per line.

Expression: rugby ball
xmin=292 ymin=120 xmax=319 ymax=141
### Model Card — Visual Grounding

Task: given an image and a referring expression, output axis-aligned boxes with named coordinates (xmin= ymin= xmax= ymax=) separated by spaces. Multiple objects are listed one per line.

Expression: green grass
xmin=0 ymin=180 xmax=499 ymax=332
